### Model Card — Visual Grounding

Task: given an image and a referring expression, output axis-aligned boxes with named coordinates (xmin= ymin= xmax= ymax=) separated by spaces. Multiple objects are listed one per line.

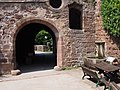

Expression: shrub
xmin=35 ymin=30 xmax=53 ymax=45
xmin=101 ymin=0 xmax=120 ymax=36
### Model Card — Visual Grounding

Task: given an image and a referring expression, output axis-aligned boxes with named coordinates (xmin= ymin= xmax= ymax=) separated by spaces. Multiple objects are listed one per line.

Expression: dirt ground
xmin=0 ymin=68 xmax=107 ymax=90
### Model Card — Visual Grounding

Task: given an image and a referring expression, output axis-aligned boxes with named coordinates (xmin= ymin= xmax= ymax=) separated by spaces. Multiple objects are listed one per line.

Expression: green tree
xmin=35 ymin=30 xmax=53 ymax=46
xmin=101 ymin=0 xmax=120 ymax=36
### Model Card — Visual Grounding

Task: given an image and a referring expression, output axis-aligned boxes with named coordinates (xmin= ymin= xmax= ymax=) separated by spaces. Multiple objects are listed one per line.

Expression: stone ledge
xmin=84 ymin=57 xmax=106 ymax=64
xmin=11 ymin=70 xmax=21 ymax=76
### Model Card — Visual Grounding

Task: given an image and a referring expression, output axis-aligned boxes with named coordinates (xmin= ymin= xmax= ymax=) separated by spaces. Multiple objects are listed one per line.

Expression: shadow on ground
xmin=18 ymin=53 xmax=56 ymax=73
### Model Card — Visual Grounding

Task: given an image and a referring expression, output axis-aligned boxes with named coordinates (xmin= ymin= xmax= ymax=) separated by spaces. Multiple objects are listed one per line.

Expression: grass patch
xmin=62 ymin=66 xmax=80 ymax=70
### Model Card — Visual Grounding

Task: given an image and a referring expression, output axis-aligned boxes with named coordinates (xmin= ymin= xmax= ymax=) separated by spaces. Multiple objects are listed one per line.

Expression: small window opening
xmin=49 ymin=0 xmax=62 ymax=8
xmin=69 ymin=4 xmax=82 ymax=29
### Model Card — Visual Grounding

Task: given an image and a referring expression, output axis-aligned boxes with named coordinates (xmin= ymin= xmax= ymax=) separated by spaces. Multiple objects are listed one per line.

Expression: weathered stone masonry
xmin=0 ymin=0 xmax=95 ymax=74
xmin=95 ymin=0 xmax=120 ymax=59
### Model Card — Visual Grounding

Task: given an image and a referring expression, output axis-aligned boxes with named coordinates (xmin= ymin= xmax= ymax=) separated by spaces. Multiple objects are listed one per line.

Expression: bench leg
xmin=82 ymin=74 xmax=86 ymax=79
xmin=108 ymin=86 xmax=112 ymax=90
xmin=96 ymin=81 xmax=99 ymax=87
xmin=104 ymin=85 xmax=107 ymax=90
xmin=82 ymin=73 xmax=91 ymax=79
xmin=96 ymin=80 xmax=101 ymax=87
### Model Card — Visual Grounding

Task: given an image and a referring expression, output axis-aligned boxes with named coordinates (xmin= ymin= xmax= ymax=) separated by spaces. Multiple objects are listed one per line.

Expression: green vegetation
xmin=35 ymin=30 xmax=53 ymax=51
xmin=62 ymin=66 xmax=80 ymax=70
xmin=101 ymin=0 xmax=120 ymax=36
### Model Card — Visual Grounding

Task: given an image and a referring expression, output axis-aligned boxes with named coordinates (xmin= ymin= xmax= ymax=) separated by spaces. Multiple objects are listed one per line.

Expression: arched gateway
xmin=0 ymin=0 xmax=95 ymax=74
xmin=12 ymin=18 xmax=62 ymax=71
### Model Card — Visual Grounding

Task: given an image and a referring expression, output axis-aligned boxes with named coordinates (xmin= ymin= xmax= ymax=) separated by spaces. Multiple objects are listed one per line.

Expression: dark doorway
xmin=15 ymin=23 xmax=57 ymax=73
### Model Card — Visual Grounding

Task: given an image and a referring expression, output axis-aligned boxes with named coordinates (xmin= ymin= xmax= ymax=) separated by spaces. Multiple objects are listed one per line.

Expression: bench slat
xmin=81 ymin=66 xmax=99 ymax=79
xmin=81 ymin=66 xmax=101 ymax=87
xmin=109 ymin=82 xmax=120 ymax=90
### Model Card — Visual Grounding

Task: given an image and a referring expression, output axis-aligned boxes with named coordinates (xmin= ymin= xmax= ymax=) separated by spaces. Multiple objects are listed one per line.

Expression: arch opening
xmin=49 ymin=0 xmax=62 ymax=8
xmin=69 ymin=3 xmax=83 ymax=30
xmin=15 ymin=23 xmax=57 ymax=72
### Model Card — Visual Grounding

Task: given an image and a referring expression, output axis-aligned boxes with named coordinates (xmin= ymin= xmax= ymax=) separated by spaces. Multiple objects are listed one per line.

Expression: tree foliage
xmin=101 ymin=0 xmax=120 ymax=36
xmin=35 ymin=30 xmax=53 ymax=45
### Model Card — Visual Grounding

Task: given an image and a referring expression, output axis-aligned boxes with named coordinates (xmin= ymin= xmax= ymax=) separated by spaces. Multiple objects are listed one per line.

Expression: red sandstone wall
xmin=0 ymin=0 xmax=95 ymax=74
xmin=95 ymin=0 xmax=120 ymax=59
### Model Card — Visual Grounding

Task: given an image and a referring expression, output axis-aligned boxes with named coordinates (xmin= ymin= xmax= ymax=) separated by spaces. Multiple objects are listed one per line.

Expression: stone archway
xmin=12 ymin=17 xmax=63 ymax=71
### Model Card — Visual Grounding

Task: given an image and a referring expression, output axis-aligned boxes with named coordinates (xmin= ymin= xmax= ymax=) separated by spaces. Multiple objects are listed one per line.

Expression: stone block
xmin=11 ymin=70 xmax=21 ymax=76
xmin=54 ymin=66 xmax=62 ymax=71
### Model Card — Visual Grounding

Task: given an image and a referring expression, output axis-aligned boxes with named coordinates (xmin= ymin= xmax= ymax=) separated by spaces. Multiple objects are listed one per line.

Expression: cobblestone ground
xmin=0 ymin=69 xmax=104 ymax=90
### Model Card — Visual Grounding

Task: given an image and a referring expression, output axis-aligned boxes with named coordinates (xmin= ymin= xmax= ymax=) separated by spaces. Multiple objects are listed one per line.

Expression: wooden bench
xmin=81 ymin=66 xmax=116 ymax=88
xmin=84 ymin=60 xmax=97 ymax=71
xmin=109 ymin=82 xmax=120 ymax=90
xmin=100 ymin=78 xmax=120 ymax=90
xmin=101 ymin=77 xmax=110 ymax=90
xmin=81 ymin=66 xmax=101 ymax=86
